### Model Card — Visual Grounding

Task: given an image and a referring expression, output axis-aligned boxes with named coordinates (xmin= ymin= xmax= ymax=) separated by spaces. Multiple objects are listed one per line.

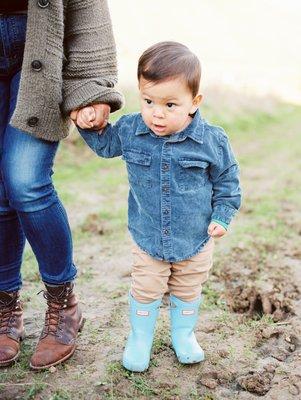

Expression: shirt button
xmin=31 ymin=60 xmax=42 ymax=72
xmin=27 ymin=117 xmax=39 ymax=127
xmin=162 ymin=164 xmax=169 ymax=171
xmin=163 ymin=229 xmax=169 ymax=235
xmin=162 ymin=186 xmax=169 ymax=193
xmin=37 ymin=0 xmax=50 ymax=8
xmin=163 ymin=209 xmax=169 ymax=215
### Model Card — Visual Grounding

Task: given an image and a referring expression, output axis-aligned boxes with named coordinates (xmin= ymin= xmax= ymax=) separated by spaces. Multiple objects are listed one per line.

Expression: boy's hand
xmin=70 ymin=103 xmax=110 ymax=130
xmin=207 ymin=222 xmax=227 ymax=238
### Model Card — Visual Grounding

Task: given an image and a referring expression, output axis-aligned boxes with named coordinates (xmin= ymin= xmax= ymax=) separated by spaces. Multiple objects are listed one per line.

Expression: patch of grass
xmin=8 ymin=341 xmax=35 ymax=374
xmin=49 ymin=390 xmax=71 ymax=400
xmin=238 ymin=314 xmax=275 ymax=332
xmin=77 ymin=265 xmax=95 ymax=282
xmin=109 ymin=283 xmax=129 ymax=299
xmin=214 ymin=310 xmax=237 ymax=327
xmin=24 ymin=382 xmax=46 ymax=400
xmin=242 ymin=346 xmax=257 ymax=363
xmin=153 ymin=318 xmax=170 ymax=355
xmin=127 ymin=375 xmax=157 ymax=396
xmin=107 ymin=304 xmax=124 ymax=328
xmin=106 ymin=360 xmax=126 ymax=377
xmin=83 ymin=320 xmax=103 ymax=346
xmin=201 ymin=394 xmax=217 ymax=400
xmin=202 ymin=283 xmax=227 ymax=311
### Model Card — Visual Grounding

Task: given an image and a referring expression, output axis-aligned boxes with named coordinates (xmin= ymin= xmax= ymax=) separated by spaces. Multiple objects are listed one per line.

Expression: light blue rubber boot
xmin=170 ymin=295 xmax=204 ymax=364
xmin=122 ymin=294 xmax=161 ymax=372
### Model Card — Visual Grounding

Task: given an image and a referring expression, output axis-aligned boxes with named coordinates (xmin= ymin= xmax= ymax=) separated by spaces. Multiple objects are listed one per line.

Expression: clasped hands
xmin=70 ymin=103 xmax=110 ymax=130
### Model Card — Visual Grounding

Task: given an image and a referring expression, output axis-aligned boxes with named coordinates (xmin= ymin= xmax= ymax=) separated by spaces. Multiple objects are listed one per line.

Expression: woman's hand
xmin=207 ymin=222 xmax=227 ymax=238
xmin=70 ymin=103 xmax=110 ymax=130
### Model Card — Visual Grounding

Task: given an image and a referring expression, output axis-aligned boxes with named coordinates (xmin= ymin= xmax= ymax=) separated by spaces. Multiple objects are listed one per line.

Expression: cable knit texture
xmin=10 ymin=0 xmax=123 ymax=142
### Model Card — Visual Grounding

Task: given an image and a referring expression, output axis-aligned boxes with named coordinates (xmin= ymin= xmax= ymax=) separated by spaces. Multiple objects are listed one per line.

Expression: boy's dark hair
xmin=137 ymin=41 xmax=201 ymax=97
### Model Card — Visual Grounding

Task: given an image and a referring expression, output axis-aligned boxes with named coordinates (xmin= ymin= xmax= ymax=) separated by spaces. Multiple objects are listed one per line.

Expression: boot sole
xmin=29 ymin=317 xmax=85 ymax=371
xmin=0 ymin=330 xmax=26 ymax=368
xmin=174 ymin=348 xmax=205 ymax=364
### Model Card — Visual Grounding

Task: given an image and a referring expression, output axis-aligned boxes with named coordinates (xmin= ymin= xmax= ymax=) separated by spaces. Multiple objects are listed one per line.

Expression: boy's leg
xmin=168 ymin=239 xmax=214 ymax=364
xmin=123 ymin=245 xmax=170 ymax=372
xmin=131 ymin=244 xmax=171 ymax=303
xmin=168 ymin=238 xmax=214 ymax=301
xmin=3 ymin=71 xmax=77 ymax=286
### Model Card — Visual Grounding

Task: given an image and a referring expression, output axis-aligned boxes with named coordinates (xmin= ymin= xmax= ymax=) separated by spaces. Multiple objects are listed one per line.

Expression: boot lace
xmin=40 ymin=289 xmax=70 ymax=337
xmin=0 ymin=297 xmax=19 ymax=335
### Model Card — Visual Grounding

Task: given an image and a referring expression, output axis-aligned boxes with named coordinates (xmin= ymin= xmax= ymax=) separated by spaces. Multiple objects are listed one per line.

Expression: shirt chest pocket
xmin=178 ymin=159 xmax=209 ymax=193
xmin=122 ymin=150 xmax=153 ymax=188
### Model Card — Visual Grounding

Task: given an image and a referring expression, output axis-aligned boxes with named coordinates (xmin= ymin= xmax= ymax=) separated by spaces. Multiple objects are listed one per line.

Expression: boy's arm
xmin=78 ymin=118 xmax=124 ymax=158
xmin=209 ymin=132 xmax=242 ymax=229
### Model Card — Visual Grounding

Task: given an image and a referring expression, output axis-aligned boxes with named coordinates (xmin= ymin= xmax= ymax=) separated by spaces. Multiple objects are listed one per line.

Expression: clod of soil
xmin=225 ymin=277 xmax=299 ymax=321
xmin=80 ymin=213 xmax=108 ymax=235
xmin=257 ymin=327 xmax=299 ymax=362
xmin=237 ymin=370 xmax=274 ymax=396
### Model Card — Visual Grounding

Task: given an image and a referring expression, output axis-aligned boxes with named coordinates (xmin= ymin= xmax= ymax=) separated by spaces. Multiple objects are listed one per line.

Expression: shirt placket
xmin=161 ymin=141 xmax=172 ymax=259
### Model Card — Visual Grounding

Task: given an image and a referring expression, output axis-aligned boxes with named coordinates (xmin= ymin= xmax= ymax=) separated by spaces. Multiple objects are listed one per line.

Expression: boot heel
xmin=78 ymin=317 xmax=86 ymax=332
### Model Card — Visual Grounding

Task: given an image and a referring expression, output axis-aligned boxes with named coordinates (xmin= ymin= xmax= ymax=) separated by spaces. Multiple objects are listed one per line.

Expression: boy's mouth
xmin=153 ymin=123 xmax=166 ymax=132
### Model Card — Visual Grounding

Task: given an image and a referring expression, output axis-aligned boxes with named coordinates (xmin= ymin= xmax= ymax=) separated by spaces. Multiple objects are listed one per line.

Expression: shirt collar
xmin=135 ymin=109 xmax=204 ymax=144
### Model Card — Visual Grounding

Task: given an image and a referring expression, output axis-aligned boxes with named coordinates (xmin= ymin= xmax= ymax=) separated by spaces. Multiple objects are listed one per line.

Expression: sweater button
xmin=37 ymin=0 xmax=50 ymax=8
xmin=31 ymin=60 xmax=42 ymax=72
xmin=27 ymin=117 xmax=39 ymax=127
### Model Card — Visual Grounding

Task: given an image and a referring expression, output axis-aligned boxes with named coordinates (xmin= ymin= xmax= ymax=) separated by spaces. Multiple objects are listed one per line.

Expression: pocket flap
xmin=179 ymin=159 xmax=209 ymax=169
xmin=122 ymin=150 xmax=152 ymax=166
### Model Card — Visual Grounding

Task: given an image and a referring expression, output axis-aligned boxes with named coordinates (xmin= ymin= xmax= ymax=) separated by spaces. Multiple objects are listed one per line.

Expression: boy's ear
xmin=190 ymin=94 xmax=203 ymax=113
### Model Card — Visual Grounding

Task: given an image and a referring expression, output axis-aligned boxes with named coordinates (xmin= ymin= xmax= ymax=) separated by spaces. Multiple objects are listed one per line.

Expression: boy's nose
xmin=153 ymin=107 xmax=164 ymax=118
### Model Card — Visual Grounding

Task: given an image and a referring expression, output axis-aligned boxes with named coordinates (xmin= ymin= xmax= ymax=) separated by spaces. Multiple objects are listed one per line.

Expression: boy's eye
xmin=145 ymin=99 xmax=152 ymax=105
xmin=166 ymin=103 xmax=175 ymax=108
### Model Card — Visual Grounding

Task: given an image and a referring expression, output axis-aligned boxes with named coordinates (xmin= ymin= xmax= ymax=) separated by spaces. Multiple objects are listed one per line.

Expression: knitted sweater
xmin=10 ymin=0 xmax=123 ymax=142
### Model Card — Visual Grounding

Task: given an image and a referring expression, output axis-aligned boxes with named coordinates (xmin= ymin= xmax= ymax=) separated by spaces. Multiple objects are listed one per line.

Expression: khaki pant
xmin=131 ymin=239 xmax=214 ymax=303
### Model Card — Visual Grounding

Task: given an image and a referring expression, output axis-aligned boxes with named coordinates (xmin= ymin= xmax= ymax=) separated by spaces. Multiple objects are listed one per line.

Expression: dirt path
xmin=1 ymin=107 xmax=300 ymax=399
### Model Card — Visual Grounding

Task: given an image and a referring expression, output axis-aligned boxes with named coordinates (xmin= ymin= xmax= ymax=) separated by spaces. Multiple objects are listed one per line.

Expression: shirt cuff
xmin=211 ymin=204 xmax=237 ymax=226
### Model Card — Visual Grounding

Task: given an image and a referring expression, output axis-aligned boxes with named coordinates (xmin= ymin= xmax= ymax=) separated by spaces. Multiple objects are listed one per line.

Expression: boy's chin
xmin=153 ymin=130 xmax=171 ymax=136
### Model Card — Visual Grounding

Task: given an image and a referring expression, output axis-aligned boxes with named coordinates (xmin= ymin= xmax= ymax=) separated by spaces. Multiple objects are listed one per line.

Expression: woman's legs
xmin=1 ymin=71 xmax=82 ymax=369
xmin=1 ymin=71 xmax=77 ymax=285
xmin=0 ymin=15 xmax=81 ymax=369
xmin=0 ymin=78 xmax=25 ymax=292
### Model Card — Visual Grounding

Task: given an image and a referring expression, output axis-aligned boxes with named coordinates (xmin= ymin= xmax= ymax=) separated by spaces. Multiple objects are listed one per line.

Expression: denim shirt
xmin=79 ymin=110 xmax=241 ymax=262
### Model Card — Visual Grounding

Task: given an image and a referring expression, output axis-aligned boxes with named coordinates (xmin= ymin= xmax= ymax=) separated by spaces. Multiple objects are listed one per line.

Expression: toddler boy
xmin=76 ymin=41 xmax=241 ymax=372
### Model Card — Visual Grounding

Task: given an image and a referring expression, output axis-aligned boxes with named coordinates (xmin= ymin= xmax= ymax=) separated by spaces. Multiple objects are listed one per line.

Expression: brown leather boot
xmin=30 ymin=282 xmax=85 ymax=370
xmin=0 ymin=291 xmax=25 ymax=367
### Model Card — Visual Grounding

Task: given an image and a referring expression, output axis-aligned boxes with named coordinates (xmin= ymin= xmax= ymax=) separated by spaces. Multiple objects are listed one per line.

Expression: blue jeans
xmin=0 ymin=15 xmax=77 ymax=291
